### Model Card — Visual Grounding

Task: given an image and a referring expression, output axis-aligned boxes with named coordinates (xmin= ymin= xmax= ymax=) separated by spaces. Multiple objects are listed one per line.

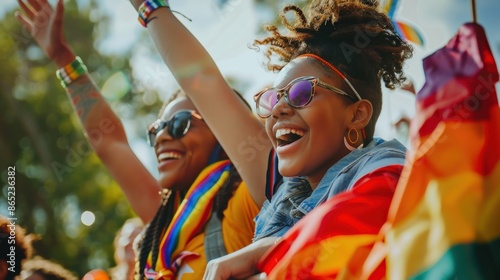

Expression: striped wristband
xmin=138 ymin=0 xmax=170 ymax=27
xmin=56 ymin=56 xmax=88 ymax=88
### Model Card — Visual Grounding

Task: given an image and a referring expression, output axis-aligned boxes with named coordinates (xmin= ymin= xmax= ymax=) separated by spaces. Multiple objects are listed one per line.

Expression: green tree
xmin=0 ymin=1 xmax=160 ymax=276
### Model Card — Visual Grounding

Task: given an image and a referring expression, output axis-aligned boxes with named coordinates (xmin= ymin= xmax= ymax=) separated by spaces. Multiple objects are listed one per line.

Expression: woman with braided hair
xmin=15 ymin=1 xmax=260 ymax=279
xmin=127 ymin=0 xmax=412 ymax=278
xmin=133 ymin=90 xmax=259 ymax=280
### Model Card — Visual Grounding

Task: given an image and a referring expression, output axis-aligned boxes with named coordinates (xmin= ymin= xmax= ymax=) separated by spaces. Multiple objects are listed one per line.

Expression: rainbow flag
xmin=393 ymin=20 xmax=424 ymax=46
xmin=380 ymin=0 xmax=425 ymax=46
xmin=353 ymin=22 xmax=500 ymax=279
xmin=382 ymin=0 xmax=399 ymax=19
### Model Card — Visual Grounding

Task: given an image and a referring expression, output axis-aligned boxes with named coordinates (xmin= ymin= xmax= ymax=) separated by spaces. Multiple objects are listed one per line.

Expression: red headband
xmin=297 ymin=54 xmax=363 ymax=101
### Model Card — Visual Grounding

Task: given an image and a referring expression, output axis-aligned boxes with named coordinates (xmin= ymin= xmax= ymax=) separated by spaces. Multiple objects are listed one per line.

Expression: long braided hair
xmin=253 ymin=0 xmax=413 ymax=145
xmin=136 ymin=89 xmax=250 ymax=279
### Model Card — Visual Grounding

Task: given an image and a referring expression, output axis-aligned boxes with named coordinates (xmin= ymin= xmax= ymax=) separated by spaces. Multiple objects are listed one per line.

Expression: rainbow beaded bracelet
xmin=56 ymin=56 xmax=88 ymax=88
xmin=138 ymin=0 xmax=170 ymax=27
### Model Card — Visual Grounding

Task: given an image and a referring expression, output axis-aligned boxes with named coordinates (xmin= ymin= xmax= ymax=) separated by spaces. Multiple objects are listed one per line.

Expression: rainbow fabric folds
xmin=353 ymin=22 xmax=500 ymax=279
xmin=386 ymin=22 xmax=500 ymax=280
xmin=258 ymin=165 xmax=403 ymax=279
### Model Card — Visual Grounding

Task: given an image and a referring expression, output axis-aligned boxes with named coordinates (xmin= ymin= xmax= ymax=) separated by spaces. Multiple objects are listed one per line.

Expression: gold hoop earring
xmin=344 ymin=128 xmax=360 ymax=151
xmin=347 ymin=128 xmax=359 ymax=144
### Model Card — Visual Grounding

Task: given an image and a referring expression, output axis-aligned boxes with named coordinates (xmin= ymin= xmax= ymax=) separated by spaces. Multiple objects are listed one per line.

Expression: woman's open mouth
xmin=275 ymin=128 xmax=305 ymax=147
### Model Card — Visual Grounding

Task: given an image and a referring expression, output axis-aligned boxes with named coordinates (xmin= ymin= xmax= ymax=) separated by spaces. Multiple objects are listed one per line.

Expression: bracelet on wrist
xmin=138 ymin=0 xmax=170 ymax=27
xmin=56 ymin=56 xmax=88 ymax=88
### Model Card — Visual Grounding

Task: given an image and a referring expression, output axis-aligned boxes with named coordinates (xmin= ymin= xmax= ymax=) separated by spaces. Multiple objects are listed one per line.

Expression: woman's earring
xmin=159 ymin=189 xmax=172 ymax=206
xmin=344 ymin=128 xmax=361 ymax=151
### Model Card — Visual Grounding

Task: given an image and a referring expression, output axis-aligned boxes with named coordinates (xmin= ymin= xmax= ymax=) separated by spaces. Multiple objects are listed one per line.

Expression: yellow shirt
xmin=176 ymin=182 xmax=259 ymax=279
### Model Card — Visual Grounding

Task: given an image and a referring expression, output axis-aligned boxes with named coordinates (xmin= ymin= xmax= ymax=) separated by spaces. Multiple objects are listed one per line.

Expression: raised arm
xmin=16 ymin=0 xmax=160 ymax=222
xmin=129 ymin=1 xmax=271 ymax=207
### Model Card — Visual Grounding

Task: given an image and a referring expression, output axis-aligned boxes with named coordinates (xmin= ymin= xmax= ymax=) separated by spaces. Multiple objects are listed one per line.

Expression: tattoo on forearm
xmin=68 ymin=79 xmax=99 ymax=122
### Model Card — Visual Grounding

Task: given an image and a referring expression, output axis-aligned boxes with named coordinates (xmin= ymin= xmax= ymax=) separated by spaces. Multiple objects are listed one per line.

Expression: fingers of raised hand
xmin=14 ymin=10 xmax=33 ymax=34
xmin=27 ymin=0 xmax=42 ymax=10
xmin=17 ymin=0 xmax=54 ymax=35
xmin=17 ymin=0 xmax=35 ymax=19
xmin=18 ymin=0 xmax=53 ymax=19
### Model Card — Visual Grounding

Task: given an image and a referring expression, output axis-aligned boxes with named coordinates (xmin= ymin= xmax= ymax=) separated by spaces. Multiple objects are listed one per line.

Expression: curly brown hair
xmin=254 ymin=0 xmax=413 ymax=144
xmin=21 ymin=257 xmax=78 ymax=280
xmin=0 ymin=215 xmax=35 ymax=280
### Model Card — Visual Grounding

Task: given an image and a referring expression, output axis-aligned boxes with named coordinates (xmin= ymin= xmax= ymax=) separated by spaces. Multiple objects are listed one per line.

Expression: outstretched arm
xmin=16 ymin=0 xmax=160 ymax=222
xmin=129 ymin=1 xmax=271 ymax=207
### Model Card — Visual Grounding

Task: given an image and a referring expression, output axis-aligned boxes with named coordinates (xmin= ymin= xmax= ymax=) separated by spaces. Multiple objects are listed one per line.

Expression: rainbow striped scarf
xmin=144 ymin=160 xmax=232 ymax=279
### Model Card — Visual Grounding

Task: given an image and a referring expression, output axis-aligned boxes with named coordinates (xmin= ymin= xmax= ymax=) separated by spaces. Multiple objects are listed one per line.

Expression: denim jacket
xmin=254 ymin=138 xmax=406 ymax=240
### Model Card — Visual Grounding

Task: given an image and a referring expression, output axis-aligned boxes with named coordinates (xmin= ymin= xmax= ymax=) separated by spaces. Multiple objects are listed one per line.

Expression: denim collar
xmin=292 ymin=138 xmax=405 ymax=215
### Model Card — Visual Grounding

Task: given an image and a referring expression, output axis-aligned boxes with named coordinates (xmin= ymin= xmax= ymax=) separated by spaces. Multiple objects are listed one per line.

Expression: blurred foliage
xmin=0 ymin=0 xmax=162 ymax=277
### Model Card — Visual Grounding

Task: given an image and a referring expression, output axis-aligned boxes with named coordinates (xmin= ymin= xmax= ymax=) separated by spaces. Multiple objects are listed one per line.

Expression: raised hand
xmin=15 ymin=0 xmax=161 ymax=223
xmin=15 ymin=0 xmax=74 ymax=67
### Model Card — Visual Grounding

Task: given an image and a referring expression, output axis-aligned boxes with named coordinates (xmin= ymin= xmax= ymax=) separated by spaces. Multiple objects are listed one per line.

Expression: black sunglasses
xmin=147 ymin=110 xmax=203 ymax=146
